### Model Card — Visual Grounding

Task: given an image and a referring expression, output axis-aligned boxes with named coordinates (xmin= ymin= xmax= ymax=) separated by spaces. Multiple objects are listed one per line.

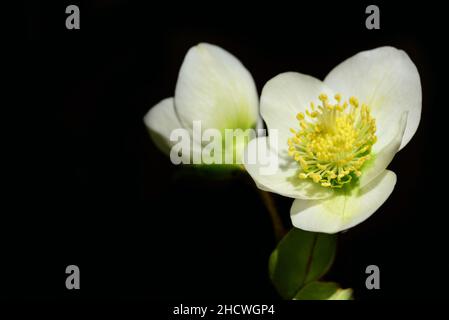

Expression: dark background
xmin=12 ymin=1 xmax=447 ymax=302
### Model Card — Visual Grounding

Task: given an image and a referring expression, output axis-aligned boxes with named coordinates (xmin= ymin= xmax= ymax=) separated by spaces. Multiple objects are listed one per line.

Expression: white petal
xmin=243 ymin=136 xmax=333 ymax=200
xmin=144 ymin=97 xmax=202 ymax=163
xmin=291 ymin=170 xmax=397 ymax=234
xmin=360 ymin=112 xmax=407 ymax=188
xmin=143 ymin=97 xmax=182 ymax=155
xmin=175 ymin=43 xmax=259 ymax=132
xmin=260 ymin=72 xmax=334 ymax=153
xmin=324 ymin=46 xmax=421 ymax=151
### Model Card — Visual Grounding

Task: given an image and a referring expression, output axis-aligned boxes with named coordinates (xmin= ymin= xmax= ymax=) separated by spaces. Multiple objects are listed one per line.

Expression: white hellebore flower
xmin=244 ymin=47 xmax=421 ymax=233
xmin=144 ymin=43 xmax=260 ymax=166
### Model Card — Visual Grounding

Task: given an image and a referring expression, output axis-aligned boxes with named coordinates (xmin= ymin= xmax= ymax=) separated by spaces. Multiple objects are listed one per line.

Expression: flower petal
xmin=144 ymin=97 xmax=202 ymax=163
xmin=360 ymin=112 xmax=407 ymax=188
xmin=244 ymin=136 xmax=333 ymax=200
xmin=175 ymin=43 xmax=259 ymax=132
xmin=143 ymin=97 xmax=182 ymax=155
xmin=324 ymin=46 xmax=421 ymax=151
xmin=260 ymin=72 xmax=334 ymax=153
xmin=290 ymin=170 xmax=397 ymax=234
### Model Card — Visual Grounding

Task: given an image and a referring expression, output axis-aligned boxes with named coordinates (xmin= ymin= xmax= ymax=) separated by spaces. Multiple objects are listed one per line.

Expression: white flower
xmin=244 ymin=47 xmax=421 ymax=233
xmin=144 ymin=43 xmax=260 ymax=165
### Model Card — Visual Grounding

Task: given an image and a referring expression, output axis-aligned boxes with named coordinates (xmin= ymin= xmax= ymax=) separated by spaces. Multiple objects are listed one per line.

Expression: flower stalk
xmin=257 ymin=189 xmax=286 ymax=242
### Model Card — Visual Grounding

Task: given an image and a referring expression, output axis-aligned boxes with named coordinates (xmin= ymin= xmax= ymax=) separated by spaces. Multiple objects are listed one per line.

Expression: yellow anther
xmin=311 ymin=173 xmax=321 ymax=183
xmin=349 ymin=96 xmax=359 ymax=107
xmin=296 ymin=113 xmax=305 ymax=120
xmin=327 ymin=171 xmax=337 ymax=179
xmin=334 ymin=93 xmax=341 ymax=102
xmin=319 ymin=93 xmax=328 ymax=101
xmin=299 ymin=158 xmax=309 ymax=170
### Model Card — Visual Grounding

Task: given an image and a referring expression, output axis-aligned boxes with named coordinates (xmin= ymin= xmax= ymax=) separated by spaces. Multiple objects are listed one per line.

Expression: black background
xmin=13 ymin=0 xmax=447 ymax=303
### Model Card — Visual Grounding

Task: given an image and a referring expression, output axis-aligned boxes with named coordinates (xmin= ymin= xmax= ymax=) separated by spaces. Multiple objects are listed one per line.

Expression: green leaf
xmin=327 ymin=288 xmax=353 ymax=300
xmin=293 ymin=281 xmax=353 ymax=300
xmin=269 ymin=228 xmax=337 ymax=299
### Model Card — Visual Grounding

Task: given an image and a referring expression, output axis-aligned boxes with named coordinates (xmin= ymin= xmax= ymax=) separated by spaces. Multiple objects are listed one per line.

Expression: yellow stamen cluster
xmin=288 ymin=93 xmax=377 ymax=188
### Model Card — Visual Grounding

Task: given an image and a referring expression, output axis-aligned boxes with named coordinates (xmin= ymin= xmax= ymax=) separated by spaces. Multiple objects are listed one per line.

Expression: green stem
xmin=257 ymin=189 xmax=287 ymax=242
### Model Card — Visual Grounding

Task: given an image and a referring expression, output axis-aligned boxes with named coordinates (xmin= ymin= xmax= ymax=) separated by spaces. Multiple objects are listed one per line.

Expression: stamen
xmin=288 ymin=93 xmax=377 ymax=188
